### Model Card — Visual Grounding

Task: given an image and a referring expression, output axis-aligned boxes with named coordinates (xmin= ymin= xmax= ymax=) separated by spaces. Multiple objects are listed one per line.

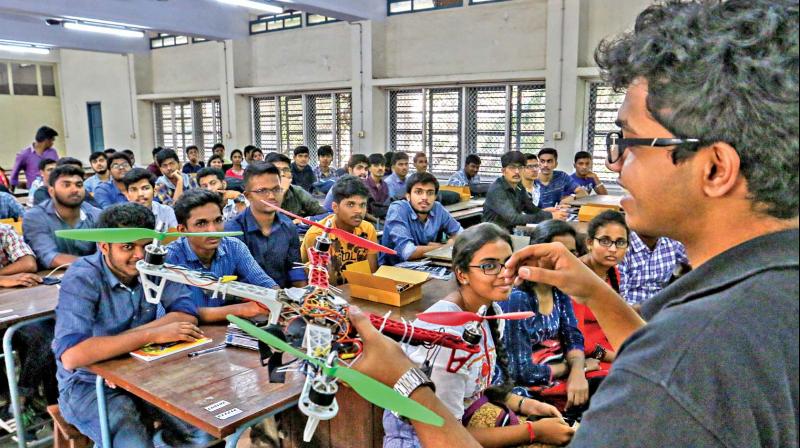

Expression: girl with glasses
xmin=383 ymin=223 xmax=575 ymax=448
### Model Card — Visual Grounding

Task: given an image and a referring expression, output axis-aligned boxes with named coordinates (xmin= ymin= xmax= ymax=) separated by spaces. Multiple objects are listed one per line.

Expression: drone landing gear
xmin=298 ymin=372 xmax=339 ymax=442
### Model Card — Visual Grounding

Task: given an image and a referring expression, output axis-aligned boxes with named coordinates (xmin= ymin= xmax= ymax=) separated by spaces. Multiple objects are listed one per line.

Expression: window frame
xmin=387 ymin=0 xmax=465 ymax=16
xmin=305 ymin=13 xmax=341 ymax=26
xmin=584 ymin=81 xmax=625 ymax=185
xmin=153 ymin=97 xmax=223 ymax=163
xmin=249 ymin=11 xmax=303 ymax=35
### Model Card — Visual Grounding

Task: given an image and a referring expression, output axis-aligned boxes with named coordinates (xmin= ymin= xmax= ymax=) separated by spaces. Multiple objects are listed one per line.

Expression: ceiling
xmin=0 ymin=0 xmax=385 ymax=54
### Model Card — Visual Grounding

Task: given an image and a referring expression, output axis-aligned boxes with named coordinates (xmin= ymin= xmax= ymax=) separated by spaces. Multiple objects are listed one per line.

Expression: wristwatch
xmin=393 ymin=367 xmax=436 ymax=398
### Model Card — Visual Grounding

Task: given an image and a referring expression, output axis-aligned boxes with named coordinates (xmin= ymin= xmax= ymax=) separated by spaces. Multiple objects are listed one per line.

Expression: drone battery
xmin=308 ymin=388 xmax=336 ymax=407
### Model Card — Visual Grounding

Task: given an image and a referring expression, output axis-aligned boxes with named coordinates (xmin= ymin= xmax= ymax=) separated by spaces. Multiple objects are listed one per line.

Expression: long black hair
xmin=451 ymin=223 xmax=514 ymax=405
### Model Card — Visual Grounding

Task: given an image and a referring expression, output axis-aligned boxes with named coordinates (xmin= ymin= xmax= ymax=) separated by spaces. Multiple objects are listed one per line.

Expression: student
xmin=196 ymin=167 xmax=247 ymax=220
xmin=535 ymin=148 xmax=586 ymax=209
xmin=121 ymin=150 xmax=139 ymax=169
xmin=123 ymin=168 xmax=178 ymax=228
xmin=384 ymin=151 xmax=410 ymax=199
xmin=39 ymin=158 xmax=102 ymax=209
xmin=447 ymin=154 xmax=481 ymax=189
xmin=364 ymin=153 xmax=390 ymax=220
xmin=212 ymin=143 xmax=227 ymax=163
xmin=250 ymin=148 xmax=264 ymax=162
xmin=154 ymin=148 xmax=198 ymax=206
xmin=301 ymin=176 xmax=378 ymax=286
xmin=312 ymin=145 xmax=338 ymax=194
xmin=0 ymin=191 xmax=25 ymax=220
xmin=412 ymin=152 xmax=428 ymax=174
xmin=619 ymin=230 xmax=689 ymax=308
xmin=571 ymin=151 xmax=608 ymax=195
xmin=94 ymin=152 xmax=132 ymax=208
xmin=10 ymin=126 xmax=60 ymax=191
xmin=207 ymin=154 xmax=225 ymax=170
xmin=323 ymin=154 xmax=368 ymax=212
xmin=383 ymin=151 xmax=394 ymax=177
xmin=483 ymin=151 xmax=560 ymax=232
xmin=182 ymin=145 xmax=205 ymax=174
xmin=0 ymin=223 xmax=40 ymax=287
xmin=53 ymin=203 xmax=210 ymax=447
xmin=383 ymin=223 xmax=574 ymax=447
xmin=264 ymin=153 xmax=327 ymax=218
xmin=225 ymin=149 xmax=245 ymax=179
xmin=290 ymin=146 xmax=316 ymax=193
xmin=27 ymin=158 xmax=56 ymax=207
xmin=225 ymin=163 xmax=307 ymax=288
xmin=380 ymin=172 xmax=462 ymax=266
xmin=146 ymin=147 xmax=163 ymax=177
xmin=23 ymin=165 xmax=101 ymax=269
xmin=83 ymin=151 xmax=109 ymax=195
xmin=166 ymin=189 xmax=277 ymax=322
xmin=520 ymin=153 xmax=541 ymax=207
xmin=242 ymin=145 xmax=258 ymax=168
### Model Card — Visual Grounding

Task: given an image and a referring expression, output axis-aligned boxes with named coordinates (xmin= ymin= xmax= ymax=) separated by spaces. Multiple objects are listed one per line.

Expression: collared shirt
xmin=572 ymin=229 xmax=799 ymax=447
xmin=301 ymin=214 xmax=377 ymax=286
xmin=282 ymin=185 xmax=327 ymax=218
xmin=0 ymin=223 xmax=34 ymax=269
xmin=379 ymin=200 xmax=463 ymax=265
xmin=0 ymin=192 xmax=24 ymax=220
xmin=291 ymin=163 xmax=317 ymax=193
xmin=618 ymin=232 xmax=688 ymax=305
xmin=146 ymin=162 xmax=161 ymax=177
xmin=83 ymin=174 xmax=107 ymax=194
xmin=384 ymin=172 xmax=407 ymax=199
xmin=535 ymin=171 xmax=577 ymax=208
xmin=23 ymin=200 xmax=101 ymax=269
xmin=482 ymin=177 xmax=551 ymax=232
xmin=53 ymin=251 xmax=198 ymax=389
xmin=27 ymin=176 xmax=44 ymax=206
xmin=570 ymin=173 xmax=600 ymax=194
xmin=151 ymin=201 xmax=178 ymax=228
xmin=93 ymin=181 xmax=128 ymax=209
xmin=364 ymin=176 xmax=389 ymax=205
xmin=312 ymin=165 xmax=338 ymax=194
xmin=523 ymin=182 xmax=541 ymax=208
xmin=224 ymin=208 xmax=305 ymax=287
xmin=10 ymin=145 xmax=59 ymax=187
xmin=447 ymin=170 xmax=481 ymax=188
xmin=154 ymin=174 xmax=198 ymax=206
xmin=165 ymin=237 xmax=278 ymax=308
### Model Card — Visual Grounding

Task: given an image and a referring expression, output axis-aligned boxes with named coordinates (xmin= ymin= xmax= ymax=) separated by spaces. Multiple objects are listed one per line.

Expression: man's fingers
xmin=349 ymin=306 xmax=379 ymax=342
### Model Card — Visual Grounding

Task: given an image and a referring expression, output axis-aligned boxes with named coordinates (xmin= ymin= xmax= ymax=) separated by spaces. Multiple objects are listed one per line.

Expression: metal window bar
xmin=465 ymin=85 xmax=507 ymax=178
xmin=510 ymin=84 xmax=546 ymax=153
xmin=426 ymin=88 xmax=462 ymax=177
xmin=153 ymin=99 xmax=220 ymax=163
xmin=279 ymin=95 xmax=304 ymax=154
xmin=389 ymin=90 xmax=425 ymax=155
xmin=335 ymin=92 xmax=353 ymax=168
xmin=586 ymin=82 xmax=624 ymax=183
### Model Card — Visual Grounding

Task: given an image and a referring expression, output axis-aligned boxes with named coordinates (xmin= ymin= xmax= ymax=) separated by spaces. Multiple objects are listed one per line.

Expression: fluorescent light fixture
xmin=63 ymin=22 xmax=145 ymax=38
xmin=0 ymin=43 xmax=51 ymax=55
xmin=217 ymin=0 xmax=284 ymax=14
xmin=62 ymin=16 xmax=150 ymax=30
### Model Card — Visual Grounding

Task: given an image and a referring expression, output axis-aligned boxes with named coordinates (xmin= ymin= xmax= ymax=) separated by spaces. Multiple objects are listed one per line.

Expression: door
xmin=87 ymin=102 xmax=104 ymax=153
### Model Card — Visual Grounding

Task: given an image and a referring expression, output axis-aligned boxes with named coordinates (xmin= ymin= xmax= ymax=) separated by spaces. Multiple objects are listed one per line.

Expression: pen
xmin=188 ymin=344 xmax=227 ymax=358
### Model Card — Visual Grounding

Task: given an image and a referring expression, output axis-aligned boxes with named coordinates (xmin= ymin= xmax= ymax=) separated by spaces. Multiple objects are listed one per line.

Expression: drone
xmin=56 ymin=203 xmax=533 ymax=441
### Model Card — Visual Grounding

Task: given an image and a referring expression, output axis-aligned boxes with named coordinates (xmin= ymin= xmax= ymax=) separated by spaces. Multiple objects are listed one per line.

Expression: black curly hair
xmin=595 ymin=0 xmax=798 ymax=219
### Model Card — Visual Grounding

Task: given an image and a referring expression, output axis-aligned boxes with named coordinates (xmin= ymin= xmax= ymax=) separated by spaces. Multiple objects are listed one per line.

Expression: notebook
xmin=130 ymin=337 xmax=213 ymax=362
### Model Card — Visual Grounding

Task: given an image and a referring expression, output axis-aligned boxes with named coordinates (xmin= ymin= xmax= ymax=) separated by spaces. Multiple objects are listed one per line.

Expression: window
xmin=391 ymin=83 xmax=546 ymax=178
xmin=586 ymin=82 xmax=625 ymax=183
xmin=306 ymin=14 xmax=340 ymax=26
xmin=252 ymin=92 xmax=352 ymax=167
xmin=150 ymin=33 xmax=189 ymax=49
xmin=87 ymin=102 xmax=104 ymax=153
xmin=250 ymin=11 xmax=303 ymax=34
xmin=388 ymin=0 xmax=463 ymax=15
xmin=11 ymin=63 xmax=37 ymax=95
xmin=153 ymin=98 xmax=222 ymax=162
xmin=192 ymin=37 xmax=209 ymax=43
xmin=0 ymin=63 xmax=9 ymax=95
xmin=40 ymin=65 xmax=56 ymax=96
xmin=469 ymin=0 xmax=509 ymax=4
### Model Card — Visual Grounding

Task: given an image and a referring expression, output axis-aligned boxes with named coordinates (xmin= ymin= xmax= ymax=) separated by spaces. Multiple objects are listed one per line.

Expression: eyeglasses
xmin=110 ymin=163 xmax=131 ymax=170
xmin=593 ymin=237 xmax=629 ymax=249
xmin=605 ymin=131 xmax=701 ymax=164
xmin=248 ymin=186 xmax=283 ymax=197
xmin=278 ymin=167 xmax=292 ymax=176
xmin=468 ymin=262 xmax=507 ymax=276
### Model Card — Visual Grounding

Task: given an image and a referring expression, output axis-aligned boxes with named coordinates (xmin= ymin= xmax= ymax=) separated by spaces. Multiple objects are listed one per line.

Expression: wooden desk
xmin=570 ymin=194 xmax=624 ymax=208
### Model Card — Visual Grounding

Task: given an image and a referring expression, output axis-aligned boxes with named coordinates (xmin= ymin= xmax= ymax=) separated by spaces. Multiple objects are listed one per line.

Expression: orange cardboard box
xmin=343 ymin=261 xmax=429 ymax=307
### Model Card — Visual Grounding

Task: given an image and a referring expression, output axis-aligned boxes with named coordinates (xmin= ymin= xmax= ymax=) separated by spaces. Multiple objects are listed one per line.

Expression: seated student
xmin=364 ymin=153 xmax=390 ymax=220
xmin=94 ymin=152 xmax=132 ymax=208
xmin=0 ymin=223 xmax=39 ymax=287
xmin=207 ymin=154 xmax=225 ymax=171
xmin=290 ymin=146 xmax=316 ymax=193
xmin=447 ymin=154 xmax=482 ymax=189
xmin=242 ymin=145 xmax=257 ymax=169
xmin=264 ymin=153 xmax=327 ymax=218
xmin=53 ymin=203 xmax=211 ymax=447
xmin=155 ymin=148 xmax=198 ymax=206
xmin=166 ymin=189 xmax=277 ymax=322
xmin=500 ymin=220 xmax=599 ymax=412
xmin=225 ymin=149 xmax=245 ymax=179
xmin=323 ymin=154 xmax=369 ymax=212
xmin=182 ymin=145 xmax=205 ymax=175
xmin=123 ymin=168 xmax=177 ymax=228
xmin=51 ymin=158 xmax=103 ymax=209
xmin=384 ymin=151 xmax=410 ymax=199
xmin=383 ymin=152 xmax=394 ymax=177
xmin=384 ymin=223 xmax=574 ymax=448
xmin=301 ymin=176 xmax=378 ymax=286
xmin=535 ymin=148 xmax=587 ymax=209
xmin=380 ymin=172 xmax=463 ymax=266
xmin=27 ymin=158 xmax=56 ymax=207
xmin=412 ymin=151 xmax=428 ymax=174
xmin=312 ymin=145 xmax=338 ymax=194
xmin=121 ymin=149 xmax=140 ymax=169
xmin=146 ymin=146 xmax=163 ymax=177
xmin=619 ymin=230 xmax=689 ymax=309
xmin=570 ymin=151 xmax=608 ymax=196
xmin=483 ymin=151 xmax=562 ymax=232
xmin=225 ymin=163 xmax=306 ymax=288
xmin=196 ymin=167 xmax=247 ymax=221
xmin=23 ymin=165 xmax=101 ymax=270
xmin=83 ymin=151 xmax=109 ymax=195
xmin=211 ymin=142 xmax=227 ymax=163
xmin=250 ymin=147 xmax=265 ymax=162
xmin=520 ymin=153 xmax=541 ymax=207
xmin=0 ymin=190 xmax=24 ymax=220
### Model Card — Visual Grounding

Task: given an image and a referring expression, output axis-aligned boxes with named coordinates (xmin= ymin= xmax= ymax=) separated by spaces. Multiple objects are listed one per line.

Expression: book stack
xmin=224 ymin=323 xmax=261 ymax=350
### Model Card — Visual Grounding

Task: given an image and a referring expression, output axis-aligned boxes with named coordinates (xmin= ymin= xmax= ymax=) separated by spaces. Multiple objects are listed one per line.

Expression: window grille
xmin=586 ymin=82 xmax=625 ymax=183
xmin=153 ymin=98 xmax=222 ymax=162
xmin=426 ymin=88 xmax=462 ymax=177
xmin=388 ymin=0 xmax=463 ymax=15
xmin=510 ymin=84 xmax=546 ymax=153
xmin=250 ymin=11 xmax=303 ymax=34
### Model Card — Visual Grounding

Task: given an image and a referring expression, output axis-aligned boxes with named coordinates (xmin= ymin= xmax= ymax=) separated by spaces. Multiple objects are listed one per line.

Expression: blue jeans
xmin=59 ymin=379 xmax=213 ymax=448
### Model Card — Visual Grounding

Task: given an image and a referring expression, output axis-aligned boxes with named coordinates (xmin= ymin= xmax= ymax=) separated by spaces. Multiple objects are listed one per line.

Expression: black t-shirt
xmin=571 ymin=229 xmax=799 ymax=447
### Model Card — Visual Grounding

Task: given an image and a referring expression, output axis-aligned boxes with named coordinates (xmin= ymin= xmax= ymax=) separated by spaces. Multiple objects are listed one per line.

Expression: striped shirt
xmin=619 ymin=232 xmax=689 ymax=305
xmin=0 ymin=223 xmax=34 ymax=269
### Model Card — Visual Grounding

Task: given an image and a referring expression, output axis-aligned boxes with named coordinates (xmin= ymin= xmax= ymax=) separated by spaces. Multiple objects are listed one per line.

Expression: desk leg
xmin=95 ymin=375 xmax=112 ymax=448
xmin=2 ymin=315 xmax=54 ymax=448
xmin=224 ymin=401 xmax=298 ymax=448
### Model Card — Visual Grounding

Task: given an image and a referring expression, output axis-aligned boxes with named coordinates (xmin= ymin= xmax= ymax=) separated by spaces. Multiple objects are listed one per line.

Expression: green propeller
xmin=55 ymin=228 xmax=243 ymax=243
xmin=227 ymin=315 xmax=444 ymax=427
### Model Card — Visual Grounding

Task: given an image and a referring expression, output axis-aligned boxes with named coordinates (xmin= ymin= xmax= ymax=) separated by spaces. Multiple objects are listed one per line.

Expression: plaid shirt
xmin=619 ymin=232 xmax=689 ymax=304
xmin=0 ymin=192 xmax=24 ymax=220
xmin=0 ymin=223 xmax=34 ymax=269
xmin=154 ymin=174 xmax=198 ymax=206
